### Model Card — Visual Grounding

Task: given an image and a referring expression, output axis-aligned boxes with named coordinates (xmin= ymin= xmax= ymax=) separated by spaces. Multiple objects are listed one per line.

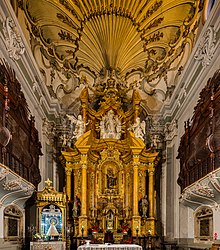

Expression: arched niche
xmin=194 ymin=206 xmax=213 ymax=242
xmin=4 ymin=205 xmax=23 ymax=242
xmin=100 ymin=160 xmax=120 ymax=193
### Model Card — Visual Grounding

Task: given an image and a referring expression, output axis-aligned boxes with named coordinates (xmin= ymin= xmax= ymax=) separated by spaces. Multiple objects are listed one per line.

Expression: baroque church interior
xmin=0 ymin=0 xmax=219 ymax=249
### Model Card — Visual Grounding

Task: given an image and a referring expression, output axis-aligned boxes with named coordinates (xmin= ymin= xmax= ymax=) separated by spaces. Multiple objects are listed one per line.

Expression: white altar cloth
xmin=77 ymin=244 xmax=142 ymax=250
xmin=30 ymin=241 xmax=66 ymax=250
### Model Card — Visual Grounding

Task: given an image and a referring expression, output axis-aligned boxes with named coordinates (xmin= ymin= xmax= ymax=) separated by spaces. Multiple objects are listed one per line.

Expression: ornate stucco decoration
xmin=4 ymin=205 xmax=23 ymax=217
xmin=3 ymin=17 xmax=25 ymax=61
xmin=164 ymin=120 xmax=178 ymax=142
xmin=42 ymin=118 xmax=56 ymax=145
xmin=3 ymin=178 xmax=22 ymax=191
xmin=194 ymin=26 xmax=216 ymax=67
xmin=193 ymin=182 xmax=214 ymax=198
xmin=0 ymin=168 xmax=9 ymax=181
xmin=0 ymin=163 xmax=35 ymax=206
xmin=19 ymin=0 xmax=202 ymax=114
xmin=180 ymin=169 xmax=220 ymax=210
xmin=147 ymin=115 xmax=165 ymax=149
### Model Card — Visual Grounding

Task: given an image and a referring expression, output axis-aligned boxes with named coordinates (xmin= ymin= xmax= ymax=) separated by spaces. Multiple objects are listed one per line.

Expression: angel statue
xmin=131 ymin=117 xmax=146 ymax=140
xmin=66 ymin=114 xmax=88 ymax=140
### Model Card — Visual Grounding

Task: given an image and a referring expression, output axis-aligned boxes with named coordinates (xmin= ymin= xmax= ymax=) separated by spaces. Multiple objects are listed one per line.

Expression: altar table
xmin=77 ymin=244 xmax=142 ymax=250
xmin=30 ymin=241 xmax=66 ymax=250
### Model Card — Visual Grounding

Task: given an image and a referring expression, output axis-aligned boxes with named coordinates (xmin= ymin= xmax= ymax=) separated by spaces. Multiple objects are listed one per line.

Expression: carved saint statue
xmin=107 ymin=168 xmax=117 ymax=189
xmin=100 ymin=110 xmax=121 ymax=139
xmin=72 ymin=196 xmax=81 ymax=217
xmin=106 ymin=211 xmax=114 ymax=230
xmin=141 ymin=195 xmax=148 ymax=217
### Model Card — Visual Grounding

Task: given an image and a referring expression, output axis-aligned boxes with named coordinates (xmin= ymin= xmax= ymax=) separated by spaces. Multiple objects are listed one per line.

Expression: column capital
xmin=148 ymin=168 xmax=155 ymax=175
xmin=80 ymin=154 xmax=87 ymax=163
xmin=133 ymin=162 xmax=140 ymax=169
xmin=65 ymin=167 xmax=72 ymax=175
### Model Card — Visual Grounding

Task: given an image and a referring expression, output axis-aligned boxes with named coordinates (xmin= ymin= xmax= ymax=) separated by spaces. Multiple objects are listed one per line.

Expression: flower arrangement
xmin=92 ymin=225 xmax=99 ymax=233
xmin=33 ymin=233 xmax=46 ymax=241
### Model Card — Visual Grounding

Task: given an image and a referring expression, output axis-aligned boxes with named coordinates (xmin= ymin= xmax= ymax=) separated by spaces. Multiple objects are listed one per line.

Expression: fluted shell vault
xmin=19 ymin=0 xmax=202 ymax=114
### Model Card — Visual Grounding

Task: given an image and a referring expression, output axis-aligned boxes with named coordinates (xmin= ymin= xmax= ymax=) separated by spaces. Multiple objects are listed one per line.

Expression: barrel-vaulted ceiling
xmin=19 ymin=0 xmax=202 ymax=115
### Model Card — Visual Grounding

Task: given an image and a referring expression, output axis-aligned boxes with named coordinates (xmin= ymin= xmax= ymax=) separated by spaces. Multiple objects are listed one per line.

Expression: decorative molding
xmin=180 ymin=169 xmax=220 ymax=210
xmin=0 ymin=168 xmax=9 ymax=181
xmin=4 ymin=205 xmax=23 ymax=217
xmin=3 ymin=178 xmax=22 ymax=191
xmin=3 ymin=16 xmax=25 ymax=61
xmin=209 ymin=173 xmax=220 ymax=193
xmin=194 ymin=26 xmax=216 ymax=67
xmin=193 ymin=182 xmax=214 ymax=198
xmin=42 ymin=118 xmax=56 ymax=145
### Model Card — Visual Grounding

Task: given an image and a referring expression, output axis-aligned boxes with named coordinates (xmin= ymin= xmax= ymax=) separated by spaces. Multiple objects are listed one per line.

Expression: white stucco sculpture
xmin=100 ymin=110 xmax=121 ymax=139
xmin=66 ymin=114 xmax=87 ymax=140
xmin=130 ymin=117 xmax=146 ymax=140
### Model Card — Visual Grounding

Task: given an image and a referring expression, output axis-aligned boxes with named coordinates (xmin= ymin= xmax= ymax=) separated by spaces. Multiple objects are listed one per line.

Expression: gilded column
xmin=132 ymin=154 xmax=141 ymax=236
xmin=133 ymin=161 xmax=139 ymax=216
xmin=65 ymin=167 xmax=72 ymax=201
xmin=79 ymin=154 xmax=88 ymax=236
xmin=81 ymin=155 xmax=87 ymax=216
xmin=148 ymin=165 xmax=155 ymax=218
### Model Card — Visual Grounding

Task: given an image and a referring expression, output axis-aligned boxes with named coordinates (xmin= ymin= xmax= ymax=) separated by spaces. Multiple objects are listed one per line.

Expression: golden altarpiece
xmin=61 ymin=75 xmax=159 ymax=240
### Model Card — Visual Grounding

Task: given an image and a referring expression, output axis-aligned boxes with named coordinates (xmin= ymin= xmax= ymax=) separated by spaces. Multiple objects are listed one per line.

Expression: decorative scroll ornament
xmin=194 ymin=26 xmax=216 ymax=67
xmin=3 ymin=178 xmax=22 ymax=191
xmin=209 ymin=173 xmax=220 ymax=193
xmin=4 ymin=205 xmax=22 ymax=217
xmin=192 ymin=182 xmax=214 ymax=198
xmin=3 ymin=17 xmax=25 ymax=60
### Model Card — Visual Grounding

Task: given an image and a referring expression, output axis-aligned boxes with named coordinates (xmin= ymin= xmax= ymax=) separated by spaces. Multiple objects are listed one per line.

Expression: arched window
xmin=194 ymin=206 xmax=213 ymax=242
xmin=4 ymin=205 xmax=23 ymax=241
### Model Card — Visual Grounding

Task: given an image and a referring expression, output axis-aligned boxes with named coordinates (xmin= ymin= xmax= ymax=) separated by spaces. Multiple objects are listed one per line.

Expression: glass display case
xmin=35 ymin=179 xmax=67 ymax=241
xmin=41 ymin=204 xmax=62 ymax=240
